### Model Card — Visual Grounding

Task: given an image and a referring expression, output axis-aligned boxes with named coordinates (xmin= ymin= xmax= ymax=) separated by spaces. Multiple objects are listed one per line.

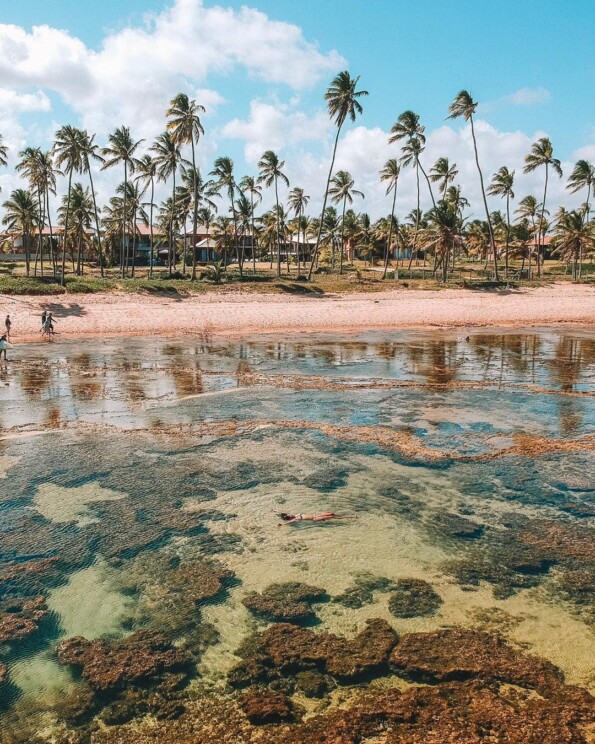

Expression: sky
xmin=1 ymin=0 xmax=594 ymax=220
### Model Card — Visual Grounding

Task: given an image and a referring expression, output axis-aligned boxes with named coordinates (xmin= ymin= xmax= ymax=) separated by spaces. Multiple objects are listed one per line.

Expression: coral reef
xmin=387 ymin=579 xmax=443 ymax=618
xmin=0 ymin=662 xmax=6 ymax=685
xmin=0 ymin=595 xmax=48 ymax=643
xmin=239 ymin=688 xmax=299 ymax=724
xmin=333 ymin=574 xmax=397 ymax=609
xmin=242 ymin=582 xmax=328 ymax=623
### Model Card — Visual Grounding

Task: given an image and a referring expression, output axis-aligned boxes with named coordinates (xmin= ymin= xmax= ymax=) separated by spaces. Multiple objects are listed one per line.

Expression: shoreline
xmin=1 ymin=283 xmax=594 ymax=343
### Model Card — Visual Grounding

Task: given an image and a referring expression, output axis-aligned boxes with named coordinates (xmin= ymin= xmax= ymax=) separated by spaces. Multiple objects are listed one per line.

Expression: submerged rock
xmin=240 ymin=688 xmax=298 ymax=724
xmin=0 ymin=595 xmax=48 ymax=643
xmin=430 ymin=511 xmax=484 ymax=539
xmin=390 ymin=628 xmax=563 ymax=694
xmin=387 ymin=579 xmax=443 ymax=618
xmin=229 ymin=618 xmax=398 ymax=687
xmin=295 ymin=670 xmax=332 ymax=698
xmin=0 ymin=557 xmax=61 ymax=598
xmin=333 ymin=573 xmax=397 ymax=609
xmin=56 ymin=630 xmax=192 ymax=693
xmin=0 ymin=662 xmax=6 ymax=685
xmin=242 ymin=582 xmax=328 ymax=623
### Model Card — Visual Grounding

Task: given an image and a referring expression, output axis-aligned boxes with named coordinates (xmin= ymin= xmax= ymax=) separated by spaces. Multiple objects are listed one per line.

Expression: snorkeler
xmin=276 ymin=512 xmax=357 ymax=526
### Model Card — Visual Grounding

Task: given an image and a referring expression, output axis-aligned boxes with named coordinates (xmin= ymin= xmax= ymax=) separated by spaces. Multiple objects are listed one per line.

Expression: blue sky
xmin=1 ymin=0 xmax=593 ymax=216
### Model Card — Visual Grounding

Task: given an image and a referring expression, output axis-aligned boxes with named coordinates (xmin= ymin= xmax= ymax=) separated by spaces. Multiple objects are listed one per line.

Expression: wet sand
xmin=2 ymin=283 xmax=594 ymax=342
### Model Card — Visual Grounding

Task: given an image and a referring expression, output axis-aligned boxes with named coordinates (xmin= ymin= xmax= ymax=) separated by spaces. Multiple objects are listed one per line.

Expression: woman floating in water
xmin=277 ymin=512 xmax=357 ymax=526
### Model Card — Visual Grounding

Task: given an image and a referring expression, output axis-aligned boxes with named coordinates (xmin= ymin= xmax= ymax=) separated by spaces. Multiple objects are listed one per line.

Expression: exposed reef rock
xmin=242 ymin=582 xmax=328 ymax=623
xmin=229 ymin=619 xmax=398 ymax=687
xmin=56 ymin=630 xmax=192 ymax=693
xmin=390 ymin=628 xmax=563 ymax=694
xmin=387 ymin=579 xmax=443 ymax=618
xmin=0 ymin=595 xmax=48 ymax=643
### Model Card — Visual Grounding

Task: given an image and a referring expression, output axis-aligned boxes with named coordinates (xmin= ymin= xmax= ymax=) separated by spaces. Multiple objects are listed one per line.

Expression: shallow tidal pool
xmin=0 ymin=328 xmax=594 ymax=742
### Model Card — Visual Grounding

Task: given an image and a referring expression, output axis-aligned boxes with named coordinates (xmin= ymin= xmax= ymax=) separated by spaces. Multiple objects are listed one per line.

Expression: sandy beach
xmin=2 ymin=283 xmax=594 ymax=342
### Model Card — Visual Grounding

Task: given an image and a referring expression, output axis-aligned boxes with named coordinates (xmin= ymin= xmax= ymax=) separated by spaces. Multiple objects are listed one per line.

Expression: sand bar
xmin=1 ymin=283 xmax=594 ymax=342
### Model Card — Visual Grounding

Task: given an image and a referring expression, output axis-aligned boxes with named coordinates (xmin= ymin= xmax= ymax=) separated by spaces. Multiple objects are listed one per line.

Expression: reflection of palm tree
xmin=308 ymin=71 xmax=368 ymax=280
xmin=448 ymin=91 xmax=499 ymax=281
xmin=379 ymin=158 xmax=400 ymax=279
xmin=328 ymin=170 xmax=364 ymax=274
xmin=258 ymin=150 xmax=289 ymax=277
xmin=101 ymin=126 xmax=143 ymax=277
xmin=240 ymin=175 xmax=262 ymax=274
xmin=151 ymin=132 xmax=180 ymax=277
xmin=523 ymin=137 xmax=562 ymax=277
xmin=488 ymin=167 xmax=515 ymax=277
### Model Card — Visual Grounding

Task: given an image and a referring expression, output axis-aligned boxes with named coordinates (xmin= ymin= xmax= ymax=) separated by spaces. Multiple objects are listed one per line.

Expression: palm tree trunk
xmin=383 ymin=185 xmax=398 ymax=280
xmin=274 ymin=176 xmax=282 ymax=278
xmin=131 ymin=208 xmax=137 ymax=278
xmin=229 ymin=186 xmax=239 ymax=277
xmin=88 ymin=165 xmax=104 ymax=278
xmin=46 ymin=189 xmax=56 ymax=277
xmin=149 ymin=179 xmax=154 ymax=279
xmin=505 ymin=194 xmax=510 ymax=279
xmin=418 ymin=159 xmax=436 ymax=208
xmin=539 ymin=164 xmax=549 ymax=279
xmin=339 ymin=196 xmax=347 ymax=275
xmin=408 ymin=161 xmax=421 ymax=275
xmin=34 ymin=187 xmax=44 ymax=277
xmin=308 ymin=124 xmax=343 ymax=280
xmin=191 ymin=140 xmax=198 ymax=281
xmin=470 ymin=114 xmax=499 ymax=281
xmin=122 ymin=160 xmax=128 ymax=278
xmin=251 ymin=193 xmax=257 ymax=274
xmin=61 ymin=170 xmax=73 ymax=285
xmin=169 ymin=169 xmax=176 ymax=278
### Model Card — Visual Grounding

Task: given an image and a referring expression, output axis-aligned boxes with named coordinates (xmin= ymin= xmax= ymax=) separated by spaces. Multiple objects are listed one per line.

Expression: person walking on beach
xmin=42 ymin=312 xmax=56 ymax=339
xmin=5 ymin=315 xmax=11 ymax=339
xmin=41 ymin=310 xmax=47 ymax=333
xmin=0 ymin=333 xmax=11 ymax=362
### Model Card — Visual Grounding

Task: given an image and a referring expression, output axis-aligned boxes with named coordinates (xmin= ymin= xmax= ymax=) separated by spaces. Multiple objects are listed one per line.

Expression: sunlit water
xmin=0 ymin=328 xmax=594 ymax=739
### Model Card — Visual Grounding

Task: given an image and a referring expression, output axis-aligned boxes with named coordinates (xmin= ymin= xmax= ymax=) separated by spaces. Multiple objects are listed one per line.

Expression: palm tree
xmin=0 ymin=133 xmax=7 ymax=170
xmin=287 ymin=186 xmax=310 ymax=275
xmin=420 ymin=202 xmax=464 ymax=282
xmin=101 ymin=126 xmax=144 ymax=277
xmin=58 ymin=182 xmax=94 ymax=274
xmin=179 ymin=163 xmax=219 ymax=279
xmin=78 ymin=131 xmax=105 ymax=276
xmin=117 ymin=180 xmax=148 ymax=277
xmin=151 ymin=132 xmax=181 ymax=277
xmin=135 ymin=155 xmax=157 ymax=277
xmin=2 ymin=189 xmax=37 ymax=272
xmin=487 ymin=167 xmax=515 ymax=277
xmin=308 ymin=71 xmax=368 ymax=279
xmin=430 ymin=157 xmax=458 ymax=199
xmin=390 ymin=111 xmax=436 ymax=206
xmin=516 ymin=195 xmax=545 ymax=278
xmin=167 ymin=93 xmax=206 ymax=280
xmin=567 ymin=160 xmax=594 ymax=276
xmin=240 ymin=176 xmax=262 ymax=273
xmin=328 ymin=170 xmax=364 ymax=274
xmin=523 ymin=137 xmax=562 ymax=277
xmin=257 ymin=150 xmax=289 ymax=277
xmin=53 ymin=125 xmax=84 ymax=283
xmin=448 ymin=90 xmax=499 ymax=280
xmin=16 ymin=147 xmax=45 ymax=277
xmin=379 ymin=158 xmax=400 ymax=279
xmin=38 ymin=150 xmax=59 ymax=276
xmin=210 ymin=157 xmax=238 ymax=272
xmin=553 ymin=209 xmax=594 ymax=281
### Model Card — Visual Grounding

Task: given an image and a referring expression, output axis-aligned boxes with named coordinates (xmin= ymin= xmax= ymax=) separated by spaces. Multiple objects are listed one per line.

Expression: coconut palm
xmin=2 ymin=189 xmax=37 ymax=273
xmin=151 ymin=131 xmax=181 ymax=277
xmin=516 ymin=195 xmax=545 ymax=278
xmin=78 ymin=131 xmax=105 ymax=276
xmin=430 ymin=157 xmax=458 ymax=199
xmin=117 ymin=180 xmax=148 ymax=277
xmin=37 ymin=150 xmax=59 ymax=275
xmin=167 ymin=94 xmax=206 ymax=280
xmin=179 ymin=163 xmax=219 ymax=278
xmin=287 ymin=187 xmax=310 ymax=275
xmin=239 ymin=175 xmax=262 ymax=273
xmin=390 ymin=111 xmax=436 ymax=207
xmin=0 ymin=133 xmax=7 ymax=170
xmin=419 ymin=202 xmax=463 ymax=283
xmin=448 ymin=90 xmax=499 ymax=280
xmin=54 ymin=125 xmax=85 ymax=282
xmin=553 ymin=209 xmax=594 ymax=281
xmin=523 ymin=137 xmax=562 ymax=276
xmin=58 ymin=182 xmax=94 ymax=274
xmin=101 ymin=126 xmax=144 ymax=277
xmin=257 ymin=150 xmax=289 ymax=277
xmin=567 ymin=159 xmax=595 ymax=244
xmin=16 ymin=147 xmax=46 ymax=276
xmin=328 ymin=170 xmax=364 ymax=275
xmin=134 ymin=154 xmax=157 ymax=277
xmin=487 ymin=167 xmax=515 ymax=277
xmin=379 ymin=158 xmax=400 ymax=279
xmin=308 ymin=71 xmax=368 ymax=279
xmin=210 ymin=157 xmax=239 ymax=271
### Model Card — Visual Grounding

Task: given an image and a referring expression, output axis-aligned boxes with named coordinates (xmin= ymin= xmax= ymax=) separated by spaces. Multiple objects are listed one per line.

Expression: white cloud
xmin=502 ymin=87 xmax=551 ymax=106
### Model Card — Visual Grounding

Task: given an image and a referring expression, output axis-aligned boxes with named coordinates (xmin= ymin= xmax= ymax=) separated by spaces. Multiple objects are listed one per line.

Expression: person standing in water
xmin=41 ymin=310 xmax=47 ymax=333
xmin=4 ymin=315 xmax=11 ymax=339
xmin=0 ymin=333 xmax=11 ymax=362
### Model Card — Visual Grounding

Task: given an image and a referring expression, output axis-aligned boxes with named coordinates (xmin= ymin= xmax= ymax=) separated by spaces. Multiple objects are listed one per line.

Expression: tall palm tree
xmin=101 ymin=126 xmax=144 ymax=277
xmin=0 ymin=133 xmax=7 ymax=170
xmin=240 ymin=175 xmax=262 ymax=273
xmin=151 ymin=131 xmax=181 ymax=277
xmin=2 ymin=189 xmax=37 ymax=272
xmin=135 ymin=154 xmax=157 ymax=277
xmin=58 ymin=182 xmax=94 ymax=274
xmin=515 ymin=195 xmax=544 ymax=278
xmin=16 ymin=147 xmax=45 ymax=277
xmin=53 ymin=125 xmax=85 ymax=283
xmin=487 ymin=167 xmax=515 ymax=277
xmin=390 ymin=111 xmax=436 ymax=206
xmin=78 ymin=131 xmax=105 ymax=276
xmin=523 ymin=137 xmax=562 ymax=277
xmin=210 ymin=157 xmax=238 ymax=272
xmin=197 ymin=206 xmax=217 ymax=263
xmin=117 ymin=180 xmax=148 ymax=277
xmin=553 ymin=209 xmax=594 ymax=281
xmin=379 ymin=158 xmax=400 ymax=279
xmin=179 ymin=162 xmax=219 ymax=279
xmin=328 ymin=170 xmax=364 ymax=274
xmin=430 ymin=157 xmax=458 ymax=199
xmin=308 ymin=71 xmax=368 ymax=279
xmin=38 ymin=150 xmax=59 ymax=276
xmin=448 ymin=90 xmax=499 ymax=280
xmin=257 ymin=150 xmax=289 ymax=277
xmin=567 ymin=160 xmax=594 ymax=276
xmin=420 ymin=202 xmax=464 ymax=282
xmin=287 ymin=186 xmax=310 ymax=275
xmin=167 ymin=93 xmax=206 ymax=280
